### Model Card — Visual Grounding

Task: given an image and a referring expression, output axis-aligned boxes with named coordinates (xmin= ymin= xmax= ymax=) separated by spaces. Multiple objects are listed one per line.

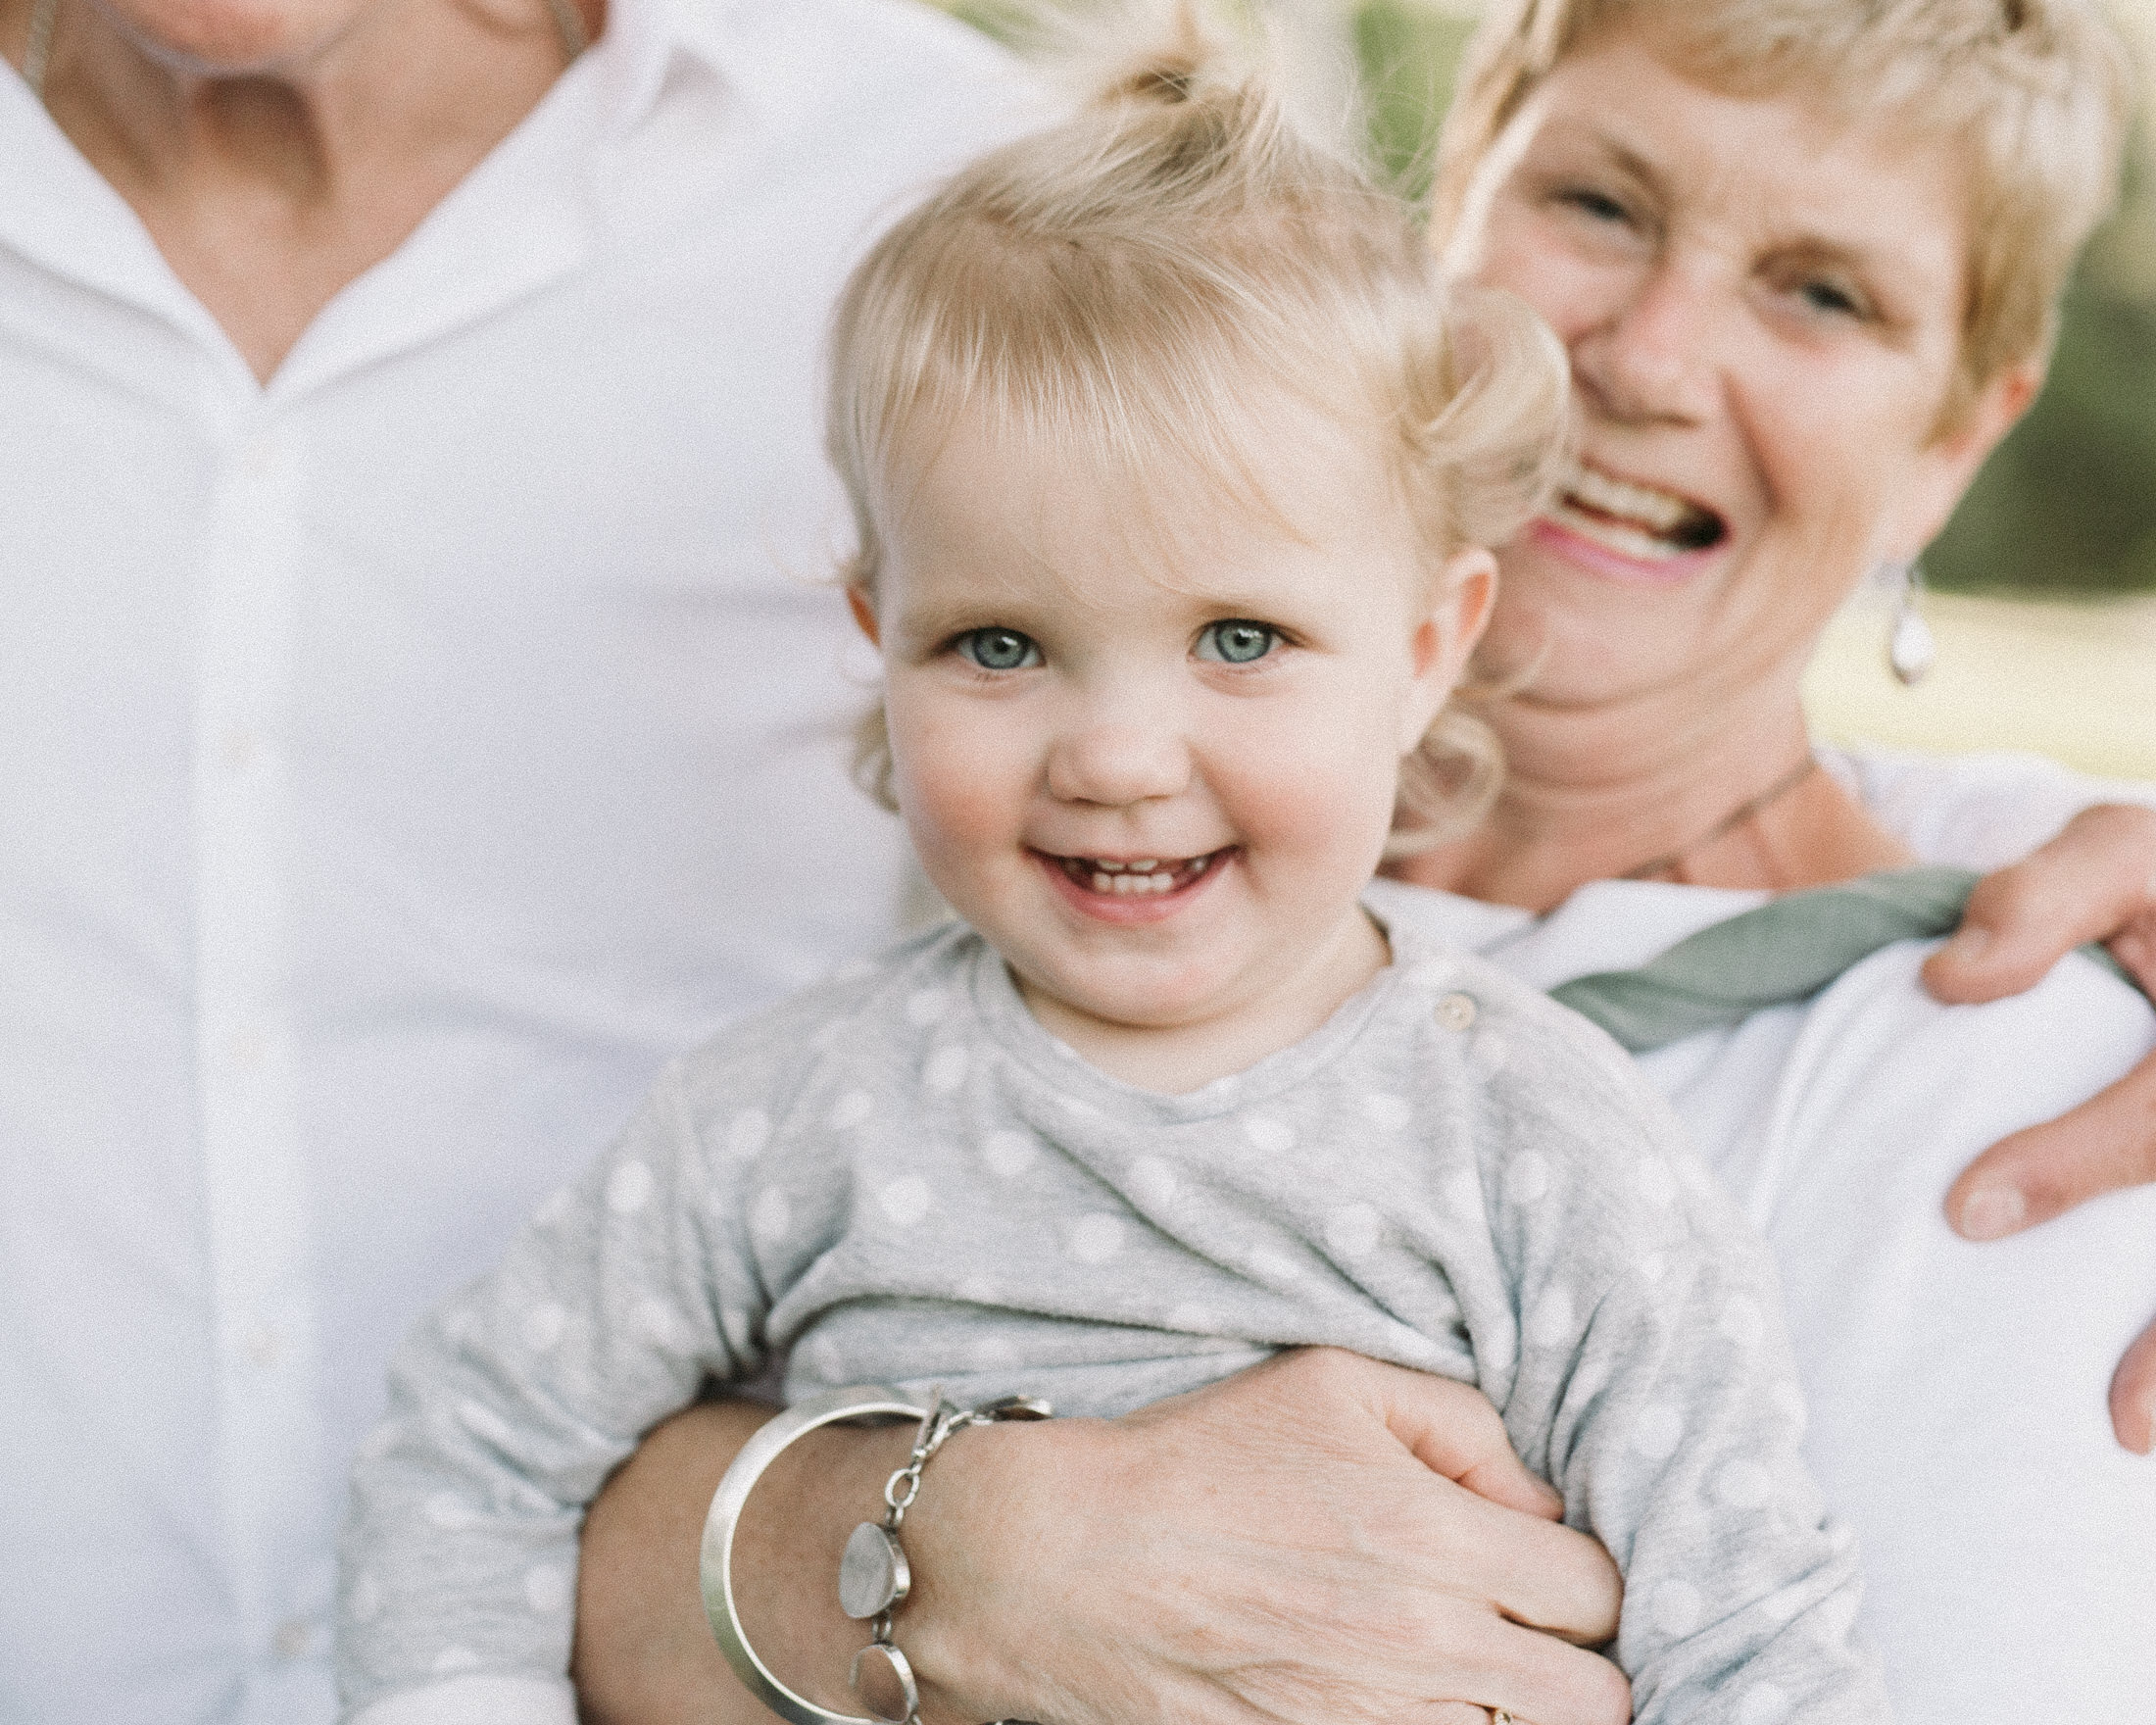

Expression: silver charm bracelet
xmin=700 ymin=1384 xmax=1053 ymax=1725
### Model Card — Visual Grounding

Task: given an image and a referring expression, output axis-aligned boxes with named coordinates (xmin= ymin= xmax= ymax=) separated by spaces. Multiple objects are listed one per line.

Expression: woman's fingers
xmin=1923 ymin=802 xmax=2156 ymax=1454
xmin=1383 ymin=1367 xmax=1565 ymax=1519
xmin=2110 ymin=1315 xmax=2156 ymax=1456
xmin=1947 ymin=1052 xmax=2156 ymax=1241
xmin=901 ymin=1347 xmax=1629 ymax=1725
xmin=1443 ymin=1608 xmax=1634 ymax=1725
xmin=1921 ymin=803 xmax=2156 ymax=1004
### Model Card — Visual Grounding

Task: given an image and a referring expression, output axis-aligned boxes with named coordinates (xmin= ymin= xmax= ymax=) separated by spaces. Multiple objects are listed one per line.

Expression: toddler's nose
xmin=1046 ymin=713 xmax=1191 ymax=809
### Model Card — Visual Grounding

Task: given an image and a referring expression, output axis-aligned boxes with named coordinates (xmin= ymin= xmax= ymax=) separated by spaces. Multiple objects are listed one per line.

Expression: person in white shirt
xmin=0 ymin=0 xmax=1041 ymax=1718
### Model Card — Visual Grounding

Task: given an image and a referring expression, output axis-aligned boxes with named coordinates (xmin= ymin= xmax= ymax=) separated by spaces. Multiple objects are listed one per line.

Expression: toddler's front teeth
xmin=1067 ymin=853 xmax=1213 ymax=895
xmin=1091 ymin=865 xmax=1175 ymax=895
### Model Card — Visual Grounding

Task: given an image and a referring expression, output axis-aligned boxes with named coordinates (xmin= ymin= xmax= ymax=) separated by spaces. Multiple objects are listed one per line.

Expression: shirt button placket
xmin=195 ymin=420 xmax=329 ymax=1714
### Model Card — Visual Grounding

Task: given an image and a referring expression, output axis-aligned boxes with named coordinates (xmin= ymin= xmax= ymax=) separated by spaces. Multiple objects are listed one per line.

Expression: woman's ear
xmin=1401 ymin=546 xmax=1498 ymax=753
xmin=847 ymin=584 xmax=882 ymax=647
xmin=1887 ymin=362 xmax=2042 ymax=560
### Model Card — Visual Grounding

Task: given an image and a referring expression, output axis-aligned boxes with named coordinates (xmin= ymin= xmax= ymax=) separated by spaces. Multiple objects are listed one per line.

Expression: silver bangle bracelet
xmin=702 ymin=1386 xmax=932 ymax=1725
xmin=700 ymin=1384 xmax=1051 ymax=1725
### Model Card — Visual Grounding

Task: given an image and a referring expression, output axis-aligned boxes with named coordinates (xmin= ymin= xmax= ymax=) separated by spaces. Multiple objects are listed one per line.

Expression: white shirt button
xmin=1435 ymin=993 xmax=1479 ymax=1032
xmin=225 ymin=1026 xmax=268 ymax=1071
xmin=272 ymin=1617 xmax=313 ymax=1658
xmin=245 ymin=1322 xmax=284 ymax=1368
xmin=241 ymin=434 xmax=276 ymax=477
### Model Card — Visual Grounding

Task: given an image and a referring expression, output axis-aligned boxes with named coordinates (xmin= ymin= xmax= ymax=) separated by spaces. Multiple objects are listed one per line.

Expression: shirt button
xmin=226 ymin=1026 xmax=268 ymax=1071
xmin=242 ymin=434 xmax=276 ymax=477
xmin=272 ymin=1618 xmax=313 ymax=1658
xmin=1435 ymin=993 xmax=1478 ymax=1032
xmin=246 ymin=1321 xmax=284 ymax=1367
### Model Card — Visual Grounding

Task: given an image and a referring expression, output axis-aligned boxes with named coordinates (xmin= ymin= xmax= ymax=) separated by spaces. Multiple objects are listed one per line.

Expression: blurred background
xmin=941 ymin=0 xmax=2156 ymax=780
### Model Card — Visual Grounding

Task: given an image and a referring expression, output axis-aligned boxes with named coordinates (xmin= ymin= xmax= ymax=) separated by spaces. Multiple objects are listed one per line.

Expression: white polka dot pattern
xmin=520 ymin=1303 xmax=566 ymax=1355
xmin=1503 ymin=1153 xmax=1550 ymax=1207
xmin=725 ymin=1109 xmax=770 ymax=1161
xmin=523 ymin=1565 xmax=569 ymax=1614
xmin=606 ymin=1160 xmax=654 ymax=1216
xmin=923 ymin=1044 xmax=970 ymax=1094
xmin=1362 ymin=1092 xmax=1410 ymax=1130
xmin=905 ymin=987 xmax=949 ymax=1026
xmin=1127 ymin=1156 xmax=1179 ymax=1210
xmin=1324 ymin=1204 xmax=1382 ymax=1259
xmin=424 ymin=1493 xmax=478 ymax=1532
xmin=1067 ymin=1215 xmax=1124 ymax=1263
xmin=878 ymin=1177 xmax=932 ymax=1227
xmin=750 ymin=1188 xmax=791 ymax=1244
xmin=1630 ymin=1404 xmax=1683 ymax=1461
xmin=981 ymin=1130 xmax=1034 ymax=1178
xmin=1242 ymin=1115 xmax=1294 ymax=1154
xmin=1526 ymin=1286 xmax=1575 ymax=1348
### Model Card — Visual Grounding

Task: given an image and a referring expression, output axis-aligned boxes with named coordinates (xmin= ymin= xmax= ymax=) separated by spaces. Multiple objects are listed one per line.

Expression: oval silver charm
xmin=839 ymin=1522 xmax=908 ymax=1620
xmin=850 ymin=1639 xmax=919 ymax=1725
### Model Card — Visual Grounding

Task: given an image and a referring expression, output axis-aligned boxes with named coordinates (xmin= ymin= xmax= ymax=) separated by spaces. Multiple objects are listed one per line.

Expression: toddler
xmin=338 ymin=18 xmax=1888 ymax=1725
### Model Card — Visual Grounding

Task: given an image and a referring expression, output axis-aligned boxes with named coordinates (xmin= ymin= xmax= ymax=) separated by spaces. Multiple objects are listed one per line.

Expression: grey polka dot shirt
xmin=338 ymin=882 xmax=1888 ymax=1724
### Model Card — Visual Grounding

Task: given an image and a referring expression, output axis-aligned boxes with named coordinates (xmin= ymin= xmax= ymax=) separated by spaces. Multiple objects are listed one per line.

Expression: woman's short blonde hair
xmin=1433 ymin=0 xmax=2132 ymax=427
xmin=830 ymin=3 xmax=1567 ymax=853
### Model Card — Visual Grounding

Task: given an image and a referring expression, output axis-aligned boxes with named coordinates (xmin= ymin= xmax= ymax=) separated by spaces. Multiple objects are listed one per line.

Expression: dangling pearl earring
xmin=1881 ymin=558 xmax=1936 ymax=686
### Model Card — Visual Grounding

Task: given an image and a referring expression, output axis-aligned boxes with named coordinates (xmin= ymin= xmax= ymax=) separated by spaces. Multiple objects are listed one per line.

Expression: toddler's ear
xmin=1400 ymin=548 xmax=1497 ymax=749
xmin=847 ymin=585 xmax=882 ymax=647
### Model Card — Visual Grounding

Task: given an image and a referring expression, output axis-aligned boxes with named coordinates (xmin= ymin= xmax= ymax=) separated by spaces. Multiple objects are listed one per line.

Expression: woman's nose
xmin=1569 ymin=257 xmax=1721 ymax=427
xmin=1045 ymin=707 xmax=1192 ymax=809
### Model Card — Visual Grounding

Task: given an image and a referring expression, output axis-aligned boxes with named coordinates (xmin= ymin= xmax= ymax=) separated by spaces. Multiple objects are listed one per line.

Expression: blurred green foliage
xmin=941 ymin=0 xmax=2156 ymax=596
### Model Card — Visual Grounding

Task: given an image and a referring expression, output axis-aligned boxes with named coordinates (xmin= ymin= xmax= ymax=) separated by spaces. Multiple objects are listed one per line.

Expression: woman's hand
xmin=1920 ymin=802 xmax=2156 ymax=1453
xmin=574 ymin=1348 xmax=1630 ymax=1725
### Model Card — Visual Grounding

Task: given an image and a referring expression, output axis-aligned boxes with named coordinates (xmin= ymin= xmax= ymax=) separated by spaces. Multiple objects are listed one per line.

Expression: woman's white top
xmin=0 ymin=4 xmax=1038 ymax=1719
xmin=1429 ymin=849 xmax=2156 ymax=1725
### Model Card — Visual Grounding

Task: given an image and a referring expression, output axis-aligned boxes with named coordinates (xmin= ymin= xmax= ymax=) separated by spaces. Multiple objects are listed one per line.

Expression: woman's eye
xmin=1559 ymin=185 xmax=1631 ymax=225
xmin=956 ymin=627 xmax=1040 ymax=671
xmin=1196 ymin=619 xmax=1280 ymax=665
xmin=1795 ymin=277 xmax=1866 ymax=319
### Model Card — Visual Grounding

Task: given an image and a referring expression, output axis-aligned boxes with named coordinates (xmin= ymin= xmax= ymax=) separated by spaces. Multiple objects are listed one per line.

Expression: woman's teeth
xmin=1062 ymin=854 xmax=1214 ymax=895
xmin=1550 ymin=460 xmax=1724 ymax=558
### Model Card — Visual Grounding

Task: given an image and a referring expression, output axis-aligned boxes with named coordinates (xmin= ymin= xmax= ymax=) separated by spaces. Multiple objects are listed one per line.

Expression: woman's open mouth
xmin=1036 ymin=848 xmax=1234 ymax=918
xmin=1543 ymin=457 xmax=1727 ymax=564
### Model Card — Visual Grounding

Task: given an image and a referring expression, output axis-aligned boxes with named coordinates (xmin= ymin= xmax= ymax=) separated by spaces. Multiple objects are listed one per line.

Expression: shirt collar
xmin=596 ymin=0 xmax=771 ymax=143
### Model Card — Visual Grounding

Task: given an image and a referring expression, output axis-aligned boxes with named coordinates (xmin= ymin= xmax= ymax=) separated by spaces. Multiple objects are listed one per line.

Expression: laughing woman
xmin=571 ymin=3 xmax=2156 ymax=1723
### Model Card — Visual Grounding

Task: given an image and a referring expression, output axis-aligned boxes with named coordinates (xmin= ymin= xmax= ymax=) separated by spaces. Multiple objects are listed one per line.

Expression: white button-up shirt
xmin=0 ymin=5 xmax=1038 ymax=1718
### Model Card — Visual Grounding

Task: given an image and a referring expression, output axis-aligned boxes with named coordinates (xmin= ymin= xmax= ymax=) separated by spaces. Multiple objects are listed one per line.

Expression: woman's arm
xmin=573 ymin=1351 xmax=1631 ymax=1725
xmin=1916 ymin=802 xmax=2156 ymax=1452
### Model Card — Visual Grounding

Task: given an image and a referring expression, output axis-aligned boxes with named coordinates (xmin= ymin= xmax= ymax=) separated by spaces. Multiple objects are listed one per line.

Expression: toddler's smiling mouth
xmin=1045 ymin=849 xmax=1232 ymax=898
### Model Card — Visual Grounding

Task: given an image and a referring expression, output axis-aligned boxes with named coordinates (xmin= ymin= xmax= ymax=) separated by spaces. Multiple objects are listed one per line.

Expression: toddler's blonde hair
xmin=1433 ymin=0 xmax=2131 ymax=430
xmin=830 ymin=1 xmax=1567 ymax=853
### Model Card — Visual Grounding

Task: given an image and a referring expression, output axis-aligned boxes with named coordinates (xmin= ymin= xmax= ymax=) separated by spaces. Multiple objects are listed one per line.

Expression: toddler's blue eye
xmin=1197 ymin=620 xmax=1278 ymax=665
xmin=957 ymin=627 xmax=1040 ymax=671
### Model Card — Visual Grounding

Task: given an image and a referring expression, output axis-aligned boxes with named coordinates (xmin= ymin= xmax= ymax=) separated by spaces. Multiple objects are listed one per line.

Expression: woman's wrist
xmin=892 ymin=1414 xmax=1106 ymax=1725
